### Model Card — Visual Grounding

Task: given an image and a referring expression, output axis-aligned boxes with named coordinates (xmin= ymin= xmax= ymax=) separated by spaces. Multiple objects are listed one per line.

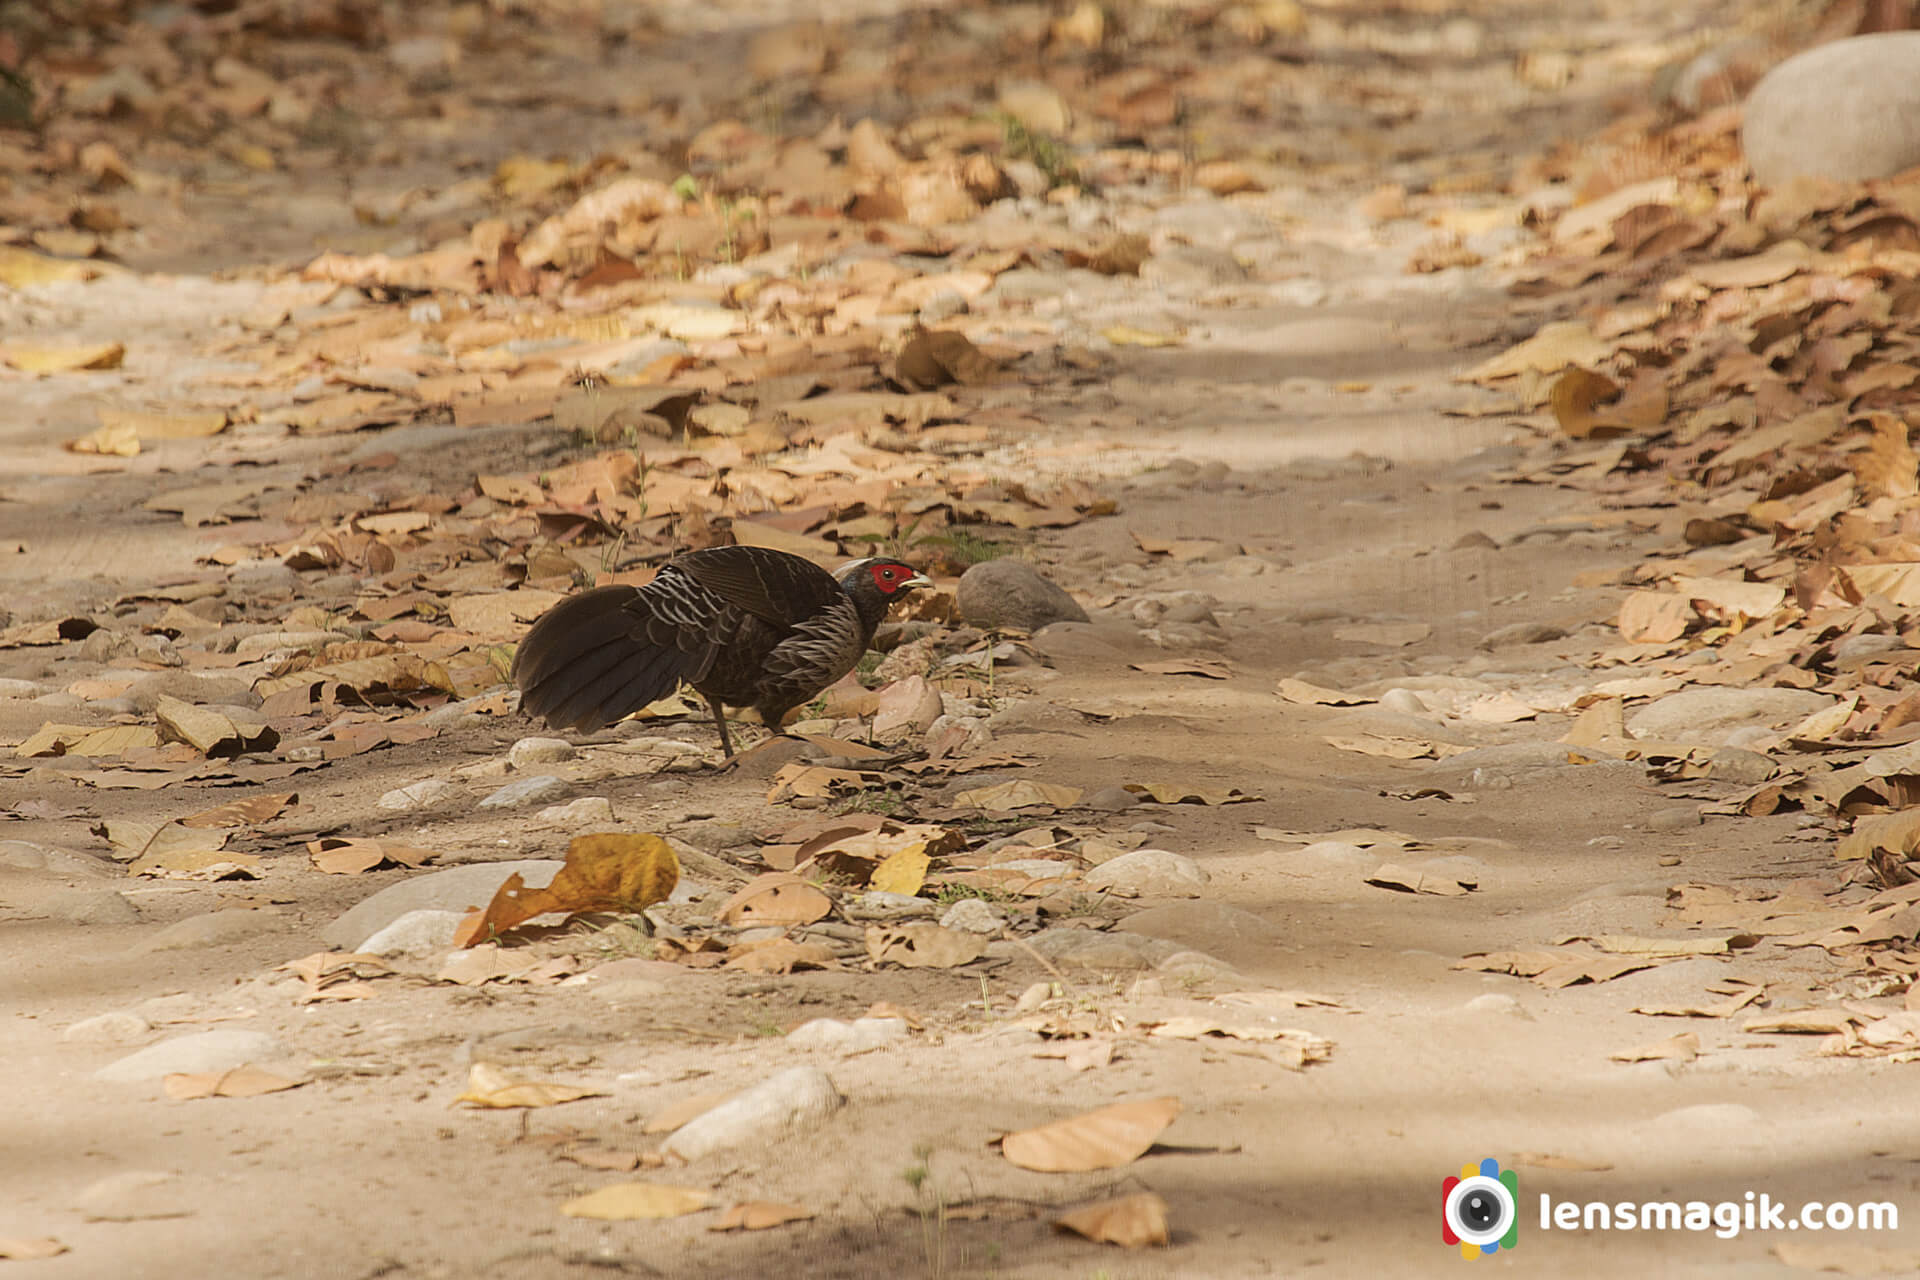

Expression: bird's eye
xmin=882 ymin=568 xmax=895 ymax=578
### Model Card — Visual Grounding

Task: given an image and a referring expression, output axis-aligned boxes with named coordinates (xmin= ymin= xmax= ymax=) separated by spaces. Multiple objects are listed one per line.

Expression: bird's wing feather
xmin=669 ymin=546 xmax=843 ymax=629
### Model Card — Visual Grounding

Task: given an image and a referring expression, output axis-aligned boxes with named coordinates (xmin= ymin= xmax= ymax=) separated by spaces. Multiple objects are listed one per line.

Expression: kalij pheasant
xmin=512 ymin=546 xmax=932 ymax=756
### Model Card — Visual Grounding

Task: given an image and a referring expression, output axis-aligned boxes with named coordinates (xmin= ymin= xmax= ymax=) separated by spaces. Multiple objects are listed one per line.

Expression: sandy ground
xmin=6 ymin=2 xmax=1918 ymax=1278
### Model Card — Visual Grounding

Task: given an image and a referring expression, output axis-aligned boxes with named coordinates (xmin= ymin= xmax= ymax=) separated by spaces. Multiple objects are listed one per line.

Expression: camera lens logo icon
xmin=1442 ymin=1158 xmax=1518 ymax=1259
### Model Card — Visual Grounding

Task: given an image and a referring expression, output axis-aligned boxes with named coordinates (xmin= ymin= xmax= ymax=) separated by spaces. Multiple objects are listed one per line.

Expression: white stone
xmin=662 ymin=1066 xmax=844 ymax=1161
xmin=939 ymin=898 xmax=1005 ymax=935
xmin=358 ymin=908 xmax=465 ymax=956
xmin=377 ymin=778 xmax=455 ymax=811
xmin=1743 ymin=33 xmax=1920 ymax=185
xmin=324 ymin=860 xmax=563 ymax=949
xmin=785 ymin=1017 xmax=909 ymax=1053
xmin=536 ymin=796 xmax=615 ymax=827
xmin=94 ymin=1029 xmax=283 ymax=1083
xmin=1084 ymin=849 xmax=1208 ymax=898
xmin=477 ymin=775 xmax=569 ymax=809
xmin=509 ymin=736 xmax=577 ymax=768
xmin=63 ymin=1012 xmax=153 ymax=1045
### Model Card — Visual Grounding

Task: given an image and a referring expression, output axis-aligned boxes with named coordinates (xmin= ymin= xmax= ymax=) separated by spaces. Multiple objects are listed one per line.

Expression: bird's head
xmin=837 ymin=557 xmax=934 ymax=601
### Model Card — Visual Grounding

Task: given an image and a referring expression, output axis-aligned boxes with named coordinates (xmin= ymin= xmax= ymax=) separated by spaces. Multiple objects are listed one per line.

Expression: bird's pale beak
xmin=902 ymin=571 xmax=934 ymax=591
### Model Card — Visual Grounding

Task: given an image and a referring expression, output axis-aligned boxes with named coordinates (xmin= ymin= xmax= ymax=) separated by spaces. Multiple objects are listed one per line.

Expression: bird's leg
xmin=703 ymin=692 xmax=736 ymax=758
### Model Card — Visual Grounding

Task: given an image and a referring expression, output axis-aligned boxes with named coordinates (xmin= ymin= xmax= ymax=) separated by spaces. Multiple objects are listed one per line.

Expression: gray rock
xmin=0 ymin=677 xmax=47 ymax=698
xmin=1459 ymin=994 xmax=1530 ymax=1019
xmin=135 ymin=909 xmax=286 ymax=953
xmin=939 ymin=898 xmax=1005 ymax=935
xmin=1140 ymin=245 xmax=1249 ymax=290
xmin=323 ymin=860 xmax=564 ymax=949
xmin=358 ymin=908 xmax=466 ymax=956
xmin=1646 ymin=805 xmax=1703 ymax=832
xmin=1086 ymin=849 xmax=1207 ymax=898
xmin=1707 ymin=747 xmax=1777 ymax=785
xmin=785 ymin=1016 xmax=909 ymax=1053
xmin=63 ymin=1012 xmax=153 ymax=1045
xmin=508 ymin=736 xmax=576 ymax=768
xmin=94 ymin=1029 xmax=284 ymax=1083
xmin=1119 ymin=901 xmax=1277 ymax=954
xmin=1627 ymin=687 xmax=1835 ymax=745
xmin=477 ymin=775 xmax=569 ymax=809
xmin=662 ymin=1065 xmax=844 ymax=1161
xmin=847 ymin=891 xmax=938 ymax=920
xmin=1377 ymin=688 xmax=1432 ymax=717
xmin=1743 ymin=33 xmax=1920 ymax=185
xmin=1154 ymin=949 xmax=1240 ymax=983
xmin=378 ymin=778 xmax=455 ymax=811
xmin=1289 ymin=841 xmax=1377 ymax=873
xmin=54 ymin=889 xmax=139 ymax=925
xmin=0 ymin=840 xmax=115 ymax=878
xmin=1478 ymin=621 xmax=1566 ymax=649
xmin=956 ymin=560 xmax=1089 ymax=632
xmin=125 ymin=671 xmax=259 ymax=713
xmin=1084 ymin=785 xmax=1140 ymax=811
xmin=73 ymin=1170 xmax=195 ymax=1222
xmin=537 ymin=796 xmax=616 ymax=826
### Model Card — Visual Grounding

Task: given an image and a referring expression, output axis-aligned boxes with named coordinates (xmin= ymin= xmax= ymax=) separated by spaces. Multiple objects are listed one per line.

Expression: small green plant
xmin=836 ymin=790 xmax=908 ymax=818
xmin=997 ymin=113 xmax=1078 ymax=188
xmin=903 ymin=1143 xmax=950 ymax=1280
xmin=925 ymin=528 xmax=1007 ymax=569
xmin=671 ymin=173 xmax=701 ymax=202
xmin=932 ymin=883 xmax=1016 ymax=907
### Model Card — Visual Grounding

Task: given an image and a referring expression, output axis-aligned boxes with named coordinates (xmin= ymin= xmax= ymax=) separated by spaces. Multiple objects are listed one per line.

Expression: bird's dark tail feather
xmin=512 ymin=586 xmax=700 ymax=732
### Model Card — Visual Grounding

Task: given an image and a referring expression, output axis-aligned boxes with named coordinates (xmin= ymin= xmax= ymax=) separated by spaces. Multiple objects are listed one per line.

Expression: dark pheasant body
xmin=512 ymin=546 xmax=930 ymax=754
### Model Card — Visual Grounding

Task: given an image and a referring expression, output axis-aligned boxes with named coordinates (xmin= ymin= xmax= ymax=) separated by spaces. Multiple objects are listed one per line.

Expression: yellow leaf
xmin=559 ymin=1183 xmax=711 ymax=1220
xmin=454 ymin=1062 xmax=604 ymax=1109
xmin=709 ymin=1201 xmax=816 ymax=1231
xmin=3 ymin=341 xmax=124 ymax=373
xmin=1101 ymin=324 xmax=1182 ymax=347
xmin=455 ymin=833 xmax=679 ymax=946
xmin=0 ymin=246 xmax=99 ymax=287
xmin=868 ymin=842 xmax=930 ymax=895
xmin=97 ymin=408 xmax=229 ymax=440
xmin=65 ymin=421 xmax=140 ymax=456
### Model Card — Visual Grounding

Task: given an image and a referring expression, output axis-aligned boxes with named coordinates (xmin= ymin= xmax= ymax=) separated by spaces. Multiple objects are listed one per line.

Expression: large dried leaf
xmin=716 ymin=873 xmax=832 ymax=927
xmin=1000 ymin=1097 xmax=1181 ymax=1172
xmin=1052 ymin=1192 xmax=1170 ymax=1248
xmin=865 ymin=923 xmax=986 ymax=968
xmin=455 ymin=833 xmax=679 ymax=946
xmin=308 ymin=838 xmax=437 ymax=875
xmin=559 ymin=1183 xmax=711 ymax=1221
xmin=953 ymin=780 xmax=1082 ymax=810
xmin=709 ymin=1201 xmax=816 ymax=1232
xmin=163 ymin=1066 xmax=304 ymax=1100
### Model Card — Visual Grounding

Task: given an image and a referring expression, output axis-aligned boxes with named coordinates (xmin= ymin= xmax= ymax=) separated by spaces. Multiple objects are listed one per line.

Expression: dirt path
xmin=5 ymin=1 xmax=1916 ymax=1277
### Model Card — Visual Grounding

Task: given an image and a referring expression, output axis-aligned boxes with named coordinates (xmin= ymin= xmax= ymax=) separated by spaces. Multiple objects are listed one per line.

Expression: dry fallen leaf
xmin=1276 ymin=678 xmax=1375 ymax=706
xmin=708 ymin=1201 xmax=817 ymax=1232
xmin=1000 ymin=1096 xmax=1181 ymax=1172
xmin=1608 ymin=1031 xmax=1700 ymax=1064
xmin=716 ymin=872 xmax=833 ymax=927
xmin=455 ymin=832 xmax=679 ymax=946
xmin=865 ymin=923 xmax=987 ymax=969
xmin=867 ymin=842 xmax=931 ymax=895
xmin=1052 ymin=1192 xmax=1170 ymax=1248
xmin=0 ymin=1237 xmax=68 ymax=1260
xmin=953 ymin=780 xmax=1083 ymax=810
xmin=163 ymin=1065 xmax=304 ymax=1100
xmin=453 ymin=1062 xmax=605 ymax=1109
xmin=643 ymin=1091 xmax=733 ymax=1135
xmin=1364 ymin=863 xmax=1476 ymax=895
xmin=559 ymin=1183 xmax=711 ymax=1220
xmin=180 ymin=793 xmax=296 ymax=828
xmin=307 ymin=838 xmax=437 ymax=875
xmin=1123 ymin=781 xmax=1261 ymax=804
